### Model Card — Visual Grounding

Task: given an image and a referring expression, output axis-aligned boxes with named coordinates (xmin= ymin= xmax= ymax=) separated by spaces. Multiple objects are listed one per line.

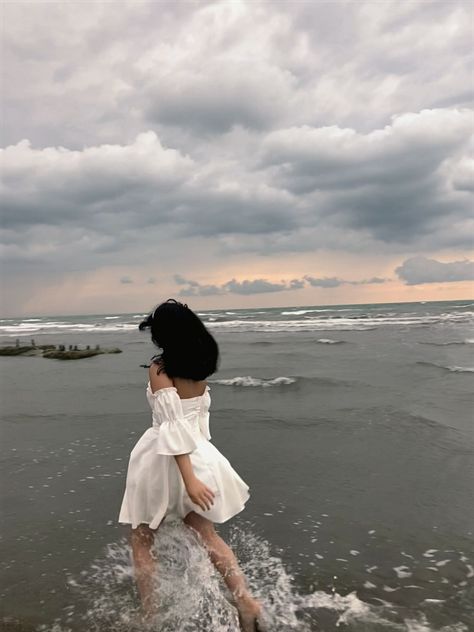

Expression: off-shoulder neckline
xmin=146 ymin=382 xmax=210 ymax=400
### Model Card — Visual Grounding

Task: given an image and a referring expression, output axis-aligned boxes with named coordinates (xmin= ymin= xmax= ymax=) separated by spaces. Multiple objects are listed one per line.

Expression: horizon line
xmin=1 ymin=297 xmax=472 ymax=321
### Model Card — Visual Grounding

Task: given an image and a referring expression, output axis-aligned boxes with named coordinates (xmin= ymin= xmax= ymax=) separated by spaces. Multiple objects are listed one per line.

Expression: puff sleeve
xmin=150 ymin=387 xmax=199 ymax=455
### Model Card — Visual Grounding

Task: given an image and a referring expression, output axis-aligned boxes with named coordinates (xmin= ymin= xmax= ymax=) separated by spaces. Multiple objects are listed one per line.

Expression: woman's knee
xmin=183 ymin=511 xmax=216 ymax=540
xmin=130 ymin=523 xmax=156 ymax=548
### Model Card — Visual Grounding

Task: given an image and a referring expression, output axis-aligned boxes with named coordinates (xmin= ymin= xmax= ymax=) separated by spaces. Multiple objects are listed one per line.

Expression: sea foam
xmin=211 ymin=376 xmax=296 ymax=387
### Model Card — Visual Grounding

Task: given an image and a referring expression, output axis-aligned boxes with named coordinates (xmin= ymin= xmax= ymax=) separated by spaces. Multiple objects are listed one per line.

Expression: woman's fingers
xmin=200 ymin=491 xmax=214 ymax=510
xmin=205 ymin=489 xmax=215 ymax=503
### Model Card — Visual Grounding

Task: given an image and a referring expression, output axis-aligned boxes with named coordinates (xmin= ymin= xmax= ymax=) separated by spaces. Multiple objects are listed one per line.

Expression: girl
xmin=118 ymin=299 xmax=265 ymax=631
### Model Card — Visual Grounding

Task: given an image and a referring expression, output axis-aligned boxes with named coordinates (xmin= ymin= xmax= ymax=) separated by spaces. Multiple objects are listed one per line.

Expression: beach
xmin=0 ymin=299 xmax=473 ymax=631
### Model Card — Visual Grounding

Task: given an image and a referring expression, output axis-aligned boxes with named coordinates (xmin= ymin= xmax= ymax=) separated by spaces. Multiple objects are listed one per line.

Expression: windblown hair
xmin=139 ymin=298 xmax=220 ymax=380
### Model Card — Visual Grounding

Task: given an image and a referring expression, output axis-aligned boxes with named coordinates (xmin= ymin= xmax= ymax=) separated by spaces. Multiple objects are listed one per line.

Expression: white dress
xmin=118 ymin=382 xmax=250 ymax=529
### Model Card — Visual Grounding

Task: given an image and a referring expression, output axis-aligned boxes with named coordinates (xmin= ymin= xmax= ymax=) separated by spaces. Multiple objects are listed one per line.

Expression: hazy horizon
xmin=2 ymin=296 xmax=472 ymax=322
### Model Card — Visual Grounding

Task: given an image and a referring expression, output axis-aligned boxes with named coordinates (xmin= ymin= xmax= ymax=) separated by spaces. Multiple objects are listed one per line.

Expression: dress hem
xmin=118 ymin=498 xmax=249 ymax=530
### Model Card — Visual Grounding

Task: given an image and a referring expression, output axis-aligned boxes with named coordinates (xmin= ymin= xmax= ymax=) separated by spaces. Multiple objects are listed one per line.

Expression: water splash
xmin=37 ymin=521 xmax=471 ymax=632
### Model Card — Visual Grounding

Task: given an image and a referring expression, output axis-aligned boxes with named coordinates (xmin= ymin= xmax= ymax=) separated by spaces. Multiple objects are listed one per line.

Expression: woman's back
xmin=172 ymin=376 xmax=208 ymax=400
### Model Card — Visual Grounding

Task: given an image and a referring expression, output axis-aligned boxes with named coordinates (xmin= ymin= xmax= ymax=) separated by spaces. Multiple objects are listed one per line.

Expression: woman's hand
xmin=185 ymin=476 xmax=215 ymax=511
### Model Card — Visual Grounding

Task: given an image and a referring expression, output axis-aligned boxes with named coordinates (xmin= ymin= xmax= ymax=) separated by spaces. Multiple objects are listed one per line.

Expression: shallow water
xmin=0 ymin=300 xmax=473 ymax=631
xmin=29 ymin=520 xmax=474 ymax=632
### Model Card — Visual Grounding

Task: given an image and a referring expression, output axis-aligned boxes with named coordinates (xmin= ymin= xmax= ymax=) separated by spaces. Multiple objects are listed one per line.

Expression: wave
xmin=210 ymin=375 xmax=297 ymax=387
xmin=249 ymin=340 xmax=275 ymax=346
xmin=207 ymin=319 xmax=379 ymax=332
xmin=280 ymin=308 xmax=334 ymax=315
xmin=0 ymin=321 xmax=138 ymax=335
xmin=419 ymin=339 xmax=474 ymax=346
xmin=315 ymin=338 xmax=345 ymax=344
xmin=211 ymin=375 xmax=354 ymax=389
xmin=416 ymin=361 xmax=474 ymax=374
xmin=206 ymin=312 xmax=473 ymax=332
xmin=2 ymin=303 xmax=473 ymax=337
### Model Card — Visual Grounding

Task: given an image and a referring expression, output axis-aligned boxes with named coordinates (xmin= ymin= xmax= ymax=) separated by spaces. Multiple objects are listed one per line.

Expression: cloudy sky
xmin=1 ymin=0 xmax=473 ymax=317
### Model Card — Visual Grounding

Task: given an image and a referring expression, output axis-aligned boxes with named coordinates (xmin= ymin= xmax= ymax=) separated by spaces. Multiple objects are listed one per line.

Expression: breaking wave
xmin=416 ymin=362 xmax=474 ymax=374
xmin=315 ymin=338 xmax=346 ymax=344
xmin=419 ymin=339 xmax=474 ymax=347
xmin=210 ymin=376 xmax=297 ymax=387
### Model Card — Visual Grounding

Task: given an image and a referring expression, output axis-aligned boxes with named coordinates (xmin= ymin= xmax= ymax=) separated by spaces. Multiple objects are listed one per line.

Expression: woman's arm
xmin=174 ymin=454 xmax=215 ymax=511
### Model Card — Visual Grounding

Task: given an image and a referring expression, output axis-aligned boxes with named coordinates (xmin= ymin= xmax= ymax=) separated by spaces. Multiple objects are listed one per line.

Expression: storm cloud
xmin=395 ymin=257 xmax=474 ymax=285
xmin=1 ymin=0 xmax=472 ymax=314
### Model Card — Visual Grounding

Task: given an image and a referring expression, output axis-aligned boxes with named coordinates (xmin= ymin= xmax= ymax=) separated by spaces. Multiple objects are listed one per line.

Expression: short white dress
xmin=118 ymin=382 xmax=250 ymax=529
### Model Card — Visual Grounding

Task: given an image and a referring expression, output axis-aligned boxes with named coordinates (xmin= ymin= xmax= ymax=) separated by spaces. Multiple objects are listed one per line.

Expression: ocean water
xmin=0 ymin=299 xmax=473 ymax=632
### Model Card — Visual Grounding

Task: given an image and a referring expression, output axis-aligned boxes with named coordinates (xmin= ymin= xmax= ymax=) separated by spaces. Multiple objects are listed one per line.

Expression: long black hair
xmin=139 ymin=298 xmax=220 ymax=380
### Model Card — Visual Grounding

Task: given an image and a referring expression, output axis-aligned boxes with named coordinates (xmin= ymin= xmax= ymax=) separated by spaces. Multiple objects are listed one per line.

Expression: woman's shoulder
xmin=148 ymin=359 xmax=174 ymax=394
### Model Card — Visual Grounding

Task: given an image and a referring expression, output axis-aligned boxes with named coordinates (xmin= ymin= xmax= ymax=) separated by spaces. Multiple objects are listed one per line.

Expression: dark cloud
xmin=304 ymin=276 xmax=344 ymax=288
xmin=120 ymin=276 xmax=133 ymax=284
xmin=144 ymin=64 xmax=289 ymax=134
xmin=259 ymin=109 xmax=472 ymax=244
xmin=303 ymin=275 xmax=389 ymax=288
xmin=222 ymin=278 xmax=291 ymax=295
xmin=1 ymin=0 xmax=472 ymax=314
xmin=289 ymin=278 xmax=305 ymax=289
xmin=351 ymin=277 xmax=387 ymax=285
xmin=175 ymin=274 xmax=389 ymax=296
xmin=1 ymin=108 xmax=471 ymax=265
xmin=395 ymin=257 xmax=474 ymax=285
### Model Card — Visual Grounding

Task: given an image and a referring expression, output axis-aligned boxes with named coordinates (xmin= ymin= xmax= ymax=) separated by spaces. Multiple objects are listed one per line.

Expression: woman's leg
xmin=130 ymin=523 xmax=158 ymax=617
xmin=183 ymin=512 xmax=262 ymax=629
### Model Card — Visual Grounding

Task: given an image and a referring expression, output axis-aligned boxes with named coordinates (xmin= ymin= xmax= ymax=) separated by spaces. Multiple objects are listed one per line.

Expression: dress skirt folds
xmin=118 ymin=383 xmax=250 ymax=529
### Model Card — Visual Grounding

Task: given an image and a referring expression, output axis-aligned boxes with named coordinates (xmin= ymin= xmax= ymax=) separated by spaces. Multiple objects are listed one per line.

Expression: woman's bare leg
xmin=130 ymin=524 xmax=158 ymax=617
xmin=183 ymin=512 xmax=262 ymax=630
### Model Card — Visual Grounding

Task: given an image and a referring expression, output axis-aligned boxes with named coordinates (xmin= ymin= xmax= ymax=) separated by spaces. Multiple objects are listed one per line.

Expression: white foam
xmin=211 ymin=375 xmax=296 ymax=387
xmin=364 ymin=580 xmax=377 ymax=588
xmin=316 ymin=338 xmax=344 ymax=344
xmin=205 ymin=311 xmax=474 ymax=332
xmin=280 ymin=309 xmax=333 ymax=315
xmin=3 ymin=304 xmax=472 ymax=336
xmin=423 ymin=549 xmax=439 ymax=558
xmin=0 ymin=321 xmax=137 ymax=335
xmin=435 ymin=559 xmax=451 ymax=567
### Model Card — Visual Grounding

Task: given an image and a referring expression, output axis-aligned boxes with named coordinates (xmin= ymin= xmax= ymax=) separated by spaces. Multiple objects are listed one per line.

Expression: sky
xmin=1 ymin=0 xmax=473 ymax=317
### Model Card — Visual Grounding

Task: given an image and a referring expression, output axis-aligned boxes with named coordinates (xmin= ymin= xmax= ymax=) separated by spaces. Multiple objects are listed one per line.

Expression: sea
xmin=0 ymin=299 xmax=473 ymax=632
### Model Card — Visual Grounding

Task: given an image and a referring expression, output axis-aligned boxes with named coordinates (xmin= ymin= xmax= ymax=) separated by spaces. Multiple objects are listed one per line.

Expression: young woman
xmin=118 ymin=299 xmax=265 ymax=631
